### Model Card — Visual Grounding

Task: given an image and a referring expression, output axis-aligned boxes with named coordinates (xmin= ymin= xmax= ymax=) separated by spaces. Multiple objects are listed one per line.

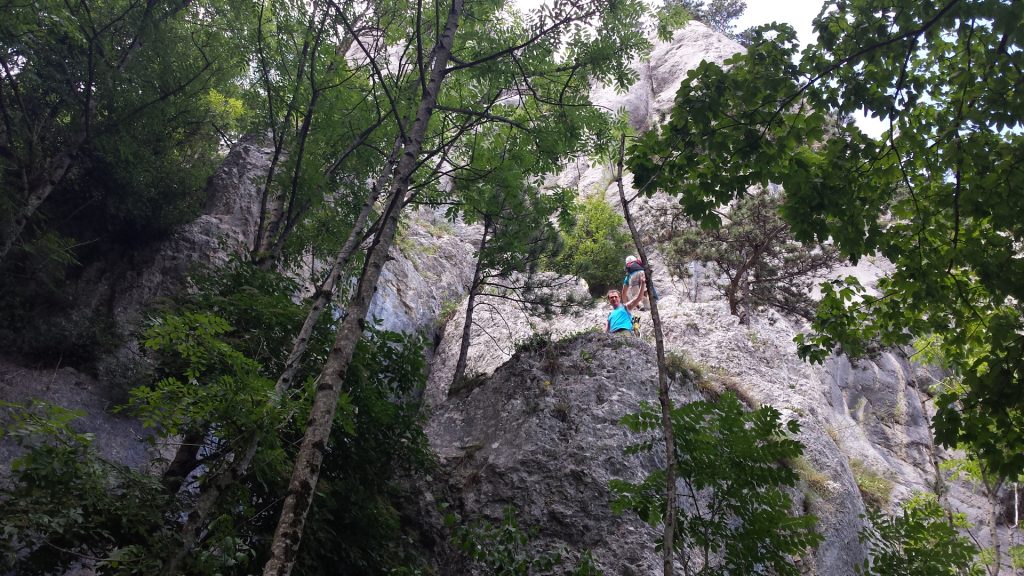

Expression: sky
xmin=737 ymin=0 xmax=888 ymax=137
xmin=735 ymin=0 xmax=823 ymax=46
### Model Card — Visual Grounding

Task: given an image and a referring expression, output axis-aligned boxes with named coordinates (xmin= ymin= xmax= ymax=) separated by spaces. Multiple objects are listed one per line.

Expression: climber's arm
xmin=624 ymin=275 xmax=646 ymax=310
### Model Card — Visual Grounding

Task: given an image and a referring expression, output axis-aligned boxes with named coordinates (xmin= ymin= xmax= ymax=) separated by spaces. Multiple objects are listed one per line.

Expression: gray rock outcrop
xmin=369 ymin=209 xmax=479 ymax=338
xmin=417 ymin=22 xmax=1017 ymax=574
xmin=422 ymin=332 xmax=699 ymax=575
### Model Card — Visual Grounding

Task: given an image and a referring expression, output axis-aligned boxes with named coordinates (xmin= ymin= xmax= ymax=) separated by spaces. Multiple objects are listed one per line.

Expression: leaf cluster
xmin=611 ymin=393 xmax=821 ymax=575
xmin=857 ymin=493 xmax=982 ymax=576
xmin=627 ymin=1 xmax=1024 ymax=479
xmin=554 ymin=196 xmax=632 ymax=297
xmin=0 ymin=402 xmax=171 ymax=576
xmin=664 ymin=0 xmax=746 ymax=36
xmin=666 ymin=189 xmax=841 ymax=320
xmin=447 ymin=506 xmax=605 ymax=576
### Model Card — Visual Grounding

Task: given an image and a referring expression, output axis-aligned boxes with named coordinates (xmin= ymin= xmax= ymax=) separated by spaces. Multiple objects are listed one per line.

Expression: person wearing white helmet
xmin=623 ymin=255 xmax=649 ymax=311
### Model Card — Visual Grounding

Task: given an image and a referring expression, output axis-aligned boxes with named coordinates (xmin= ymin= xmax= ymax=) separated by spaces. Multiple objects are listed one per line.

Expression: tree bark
xmin=160 ymin=429 xmax=205 ymax=494
xmin=0 ymin=137 xmax=83 ymax=262
xmin=986 ymin=476 xmax=1004 ymax=576
xmin=157 ymin=141 xmax=399 ymax=571
xmin=0 ymin=0 xmax=195 ymax=265
xmin=272 ymin=150 xmax=397 ymax=397
xmin=451 ymin=222 xmax=489 ymax=390
xmin=160 ymin=438 xmax=260 ymax=576
xmin=615 ymin=134 xmax=677 ymax=576
xmin=261 ymin=1 xmax=464 ymax=573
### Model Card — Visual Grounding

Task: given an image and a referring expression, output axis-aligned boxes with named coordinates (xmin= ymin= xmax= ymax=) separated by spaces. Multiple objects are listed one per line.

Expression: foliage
xmin=665 ymin=0 xmax=746 ymax=36
xmin=610 ymin=392 xmax=821 ymax=575
xmin=446 ymin=121 xmax=580 ymax=385
xmin=447 ymin=506 xmax=605 ymax=576
xmin=134 ymin=264 xmax=433 ymax=575
xmin=787 ymin=456 xmax=832 ymax=497
xmin=0 ymin=401 xmax=170 ymax=575
xmin=857 ymin=493 xmax=982 ymax=576
xmin=3 ymin=0 xmax=661 ymax=572
xmin=627 ymin=0 xmax=1024 ymax=480
xmin=849 ymin=459 xmax=894 ymax=509
xmin=0 ymin=0 xmax=252 ymax=364
xmin=666 ymin=189 xmax=840 ymax=321
xmin=515 ymin=331 xmax=555 ymax=355
xmin=664 ymin=351 xmax=705 ymax=384
xmin=0 ymin=260 xmax=432 ymax=575
xmin=0 ymin=0 xmax=246 ymax=255
xmin=1010 ymin=545 xmax=1024 ymax=570
xmin=555 ymin=196 xmax=632 ymax=296
xmin=288 ymin=327 xmax=434 ymax=576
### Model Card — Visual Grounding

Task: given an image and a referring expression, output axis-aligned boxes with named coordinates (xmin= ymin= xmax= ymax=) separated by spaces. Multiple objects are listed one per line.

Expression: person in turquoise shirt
xmin=605 ymin=279 xmax=646 ymax=334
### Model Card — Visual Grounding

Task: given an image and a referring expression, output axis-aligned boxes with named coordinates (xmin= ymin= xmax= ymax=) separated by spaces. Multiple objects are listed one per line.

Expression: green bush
xmin=0 ymin=401 xmax=171 ymax=575
xmin=554 ymin=196 xmax=631 ymax=296
xmin=858 ymin=493 xmax=982 ymax=575
xmin=447 ymin=506 xmax=605 ymax=575
xmin=611 ymin=393 xmax=821 ymax=575
xmin=1 ymin=262 xmax=433 ymax=575
xmin=850 ymin=458 xmax=894 ymax=509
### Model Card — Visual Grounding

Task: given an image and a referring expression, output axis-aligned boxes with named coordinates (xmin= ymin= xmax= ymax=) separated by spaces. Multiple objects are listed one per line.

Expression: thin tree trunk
xmin=252 ymin=1 xmax=319 ymax=260
xmin=0 ymin=137 xmax=83 ymax=262
xmin=272 ymin=150 xmax=398 ymax=397
xmin=742 ymin=268 xmax=751 ymax=326
xmin=451 ymin=222 xmax=489 ymax=390
xmin=261 ymin=2 xmax=463 ymax=573
xmin=160 ymin=429 xmax=205 ymax=494
xmin=255 ymin=7 xmax=338 ymax=269
xmin=987 ymin=477 xmax=1004 ymax=576
xmin=1014 ymin=483 xmax=1019 ymax=528
xmin=157 ymin=143 xmax=399 ymax=571
xmin=727 ymin=279 xmax=741 ymax=316
xmin=615 ymin=134 xmax=677 ymax=576
xmin=160 ymin=438 xmax=260 ymax=576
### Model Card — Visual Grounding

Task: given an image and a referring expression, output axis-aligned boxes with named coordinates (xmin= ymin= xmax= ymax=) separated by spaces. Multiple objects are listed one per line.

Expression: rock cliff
xmin=418 ymin=21 xmax=1013 ymax=574
xmin=1 ymin=20 xmax=1015 ymax=576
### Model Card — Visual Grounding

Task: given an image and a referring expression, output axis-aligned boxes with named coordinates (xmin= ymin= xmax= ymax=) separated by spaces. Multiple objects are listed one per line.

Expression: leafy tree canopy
xmin=665 ymin=0 xmax=746 ymax=36
xmin=628 ymin=1 xmax=1024 ymax=477
xmin=611 ymin=392 xmax=822 ymax=576
xmin=665 ymin=189 xmax=841 ymax=320
xmin=556 ymin=196 xmax=632 ymax=297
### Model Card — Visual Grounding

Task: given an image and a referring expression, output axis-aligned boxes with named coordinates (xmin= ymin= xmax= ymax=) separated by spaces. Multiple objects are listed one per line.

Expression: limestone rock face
xmin=418 ymin=23 xmax=1008 ymax=573
xmin=423 ymin=332 xmax=700 ymax=575
xmin=423 ymin=267 xmax=1004 ymax=574
xmin=589 ymin=22 xmax=744 ymax=133
xmin=368 ymin=209 xmax=479 ymax=338
xmin=1 ymin=136 xmax=275 ymax=472
xmin=425 ymin=272 xmax=591 ymax=405
xmin=0 ymin=358 xmax=150 ymax=471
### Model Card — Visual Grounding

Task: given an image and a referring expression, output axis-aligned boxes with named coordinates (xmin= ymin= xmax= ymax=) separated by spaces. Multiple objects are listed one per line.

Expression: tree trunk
xmin=160 ymin=429 xmax=205 ymax=494
xmin=741 ymin=269 xmax=751 ymax=326
xmin=726 ymin=279 xmax=741 ymax=317
xmin=615 ymin=134 xmax=677 ymax=576
xmin=271 ymin=159 xmax=395 ymax=397
xmin=261 ymin=2 xmax=464 ymax=573
xmin=156 ymin=138 xmax=399 ymax=569
xmin=451 ymin=222 xmax=489 ymax=390
xmin=158 ymin=140 xmax=400 ymax=571
xmin=160 ymin=438 xmax=260 ymax=576
xmin=987 ymin=477 xmax=1004 ymax=576
xmin=0 ymin=139 xmax=82 ymax=262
